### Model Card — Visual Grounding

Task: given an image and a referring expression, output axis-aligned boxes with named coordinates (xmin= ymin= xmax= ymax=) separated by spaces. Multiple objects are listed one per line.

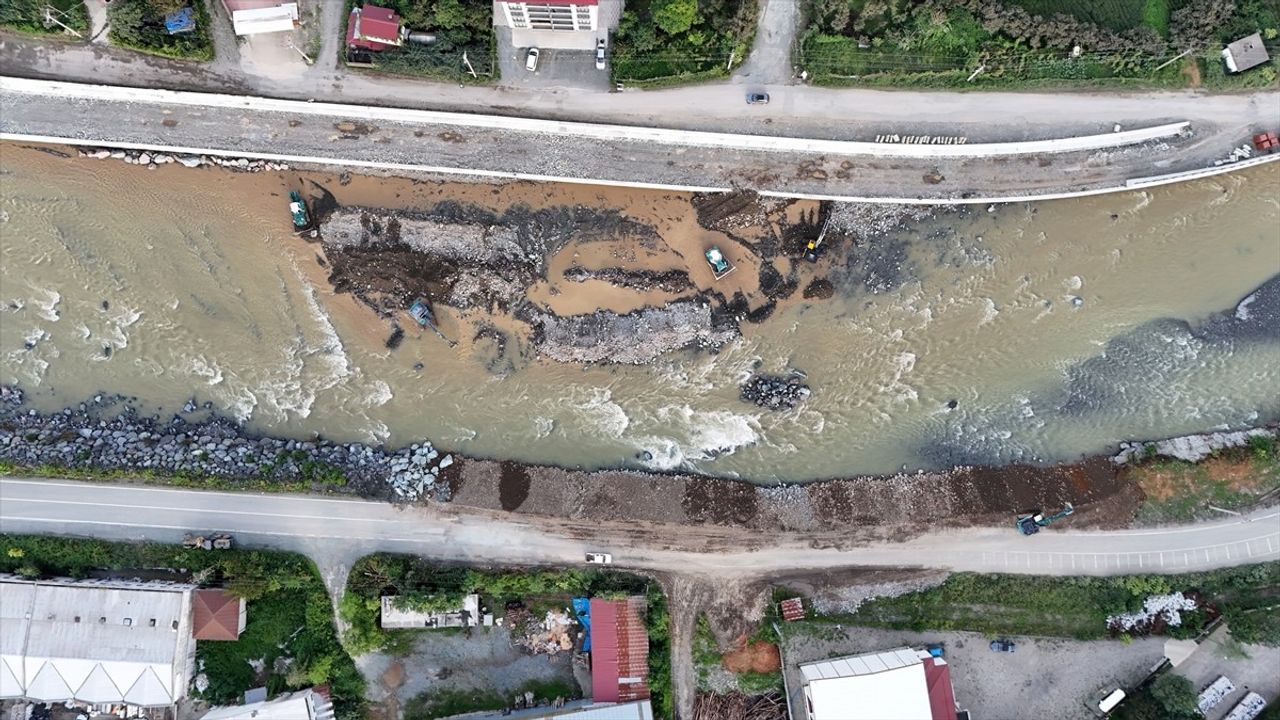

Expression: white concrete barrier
xmin=0 ymin=75 xmax=1191 ymax=159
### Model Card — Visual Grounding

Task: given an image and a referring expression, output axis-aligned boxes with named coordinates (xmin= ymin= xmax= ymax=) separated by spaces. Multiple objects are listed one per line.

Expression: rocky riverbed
xmin=0 ymin=386 xmax=453 ymax=502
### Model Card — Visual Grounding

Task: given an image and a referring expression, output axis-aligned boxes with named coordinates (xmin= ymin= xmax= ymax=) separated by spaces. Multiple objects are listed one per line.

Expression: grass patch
xmin=611 ymin=0 xmax=757 ymax=85
xmin=803 ymin=564 xmax=1280 ymax=644
xmin=798 ymin=0 xmax=1277 ymax=89
xmin=735 ymin=670 xmax=783 ymax=694
xmin=692 ymin=613 xmax=720 ymax=688
xmin=0 ymin=534 xmax=365 ymax=718
xmin=0 ymin=0 xmax=89 ymax=36
xmin=108 ymin=0 xmax=213 ymax=61
xmin=1130 ymin=438 xmax=1280 ymax=524
xmin=0 ymin=458 xmax=347 ymax=495
xmin=404 ymin=688 xmax=504 ymax=719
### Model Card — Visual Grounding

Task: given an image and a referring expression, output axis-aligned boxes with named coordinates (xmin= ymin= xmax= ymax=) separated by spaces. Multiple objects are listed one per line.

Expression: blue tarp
xmin=572 ymin=597 xmax=591 ymax=652
xmin=164 ymin=7 xmax=196 ymax=35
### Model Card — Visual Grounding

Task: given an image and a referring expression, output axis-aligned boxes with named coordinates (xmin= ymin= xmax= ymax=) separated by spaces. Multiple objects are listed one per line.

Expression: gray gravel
xmin=780 ymin=625 xmax=1167 ymax=720
xmin=357 ymin=627 xmax=581 ymax=706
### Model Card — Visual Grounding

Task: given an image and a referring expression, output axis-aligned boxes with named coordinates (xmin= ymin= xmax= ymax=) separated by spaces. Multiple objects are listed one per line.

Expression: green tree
xmin=1150 ymin=674 xmax=1200 ymax=720
xmin=651 ymin=0 xmax=698 ymax=35
xmin=432 ymin=0 xmax=469 ymax=30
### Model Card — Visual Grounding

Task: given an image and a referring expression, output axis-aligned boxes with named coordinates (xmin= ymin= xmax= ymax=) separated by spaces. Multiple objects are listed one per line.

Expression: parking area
xmin=494 ymin=27 xmax=612 ymax=91
xmin=1173 ymin=628 xmax=1280 ymax=720
xmin=780 ymin=625 xmax=1167 ymax=720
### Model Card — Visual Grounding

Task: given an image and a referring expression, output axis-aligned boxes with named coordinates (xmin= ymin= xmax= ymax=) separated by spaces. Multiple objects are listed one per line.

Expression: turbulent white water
xmin=1 ymin=148 xmax=1278 ymax=481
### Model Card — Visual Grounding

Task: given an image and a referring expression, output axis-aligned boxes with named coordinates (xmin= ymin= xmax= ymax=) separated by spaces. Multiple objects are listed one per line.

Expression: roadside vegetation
xmin=611 ymin=0 xmax=758 ymax=86
xmin=0 ymin=457 xmax=346 ymax=494
xmin=108 ymin=0 xmax=214 ymax=61
xmin=789 ymin=563 xmax=1280 ymax=643
xmin=0 ymin=0 xmax=88 ymax=36
xmin=797 ymin=0 xmax=1279 ymax=89
xmin=693 ymin=609 xmax=784 ymax=696
xmin=346 ymin=0 xmax=494 ymax=82
xmin=1113 ymin=673 xmax=1203 ymax=720
xmin=1130 ymin=435 xmax=1280 ymax=524
xmin=340 ymin=553 xmax=674 ymax=717
xmin=0 ymin=534 xmax=365 ymax=718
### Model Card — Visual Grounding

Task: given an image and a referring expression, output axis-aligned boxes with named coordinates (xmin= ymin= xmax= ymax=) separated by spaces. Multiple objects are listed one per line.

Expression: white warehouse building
xmin=0 ymin=576 xmax=197 ymax=707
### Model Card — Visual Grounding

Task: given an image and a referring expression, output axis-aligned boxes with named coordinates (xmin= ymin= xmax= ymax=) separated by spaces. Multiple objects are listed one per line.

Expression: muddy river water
xmin=1 ymin=145 xmax=1277 ymax=481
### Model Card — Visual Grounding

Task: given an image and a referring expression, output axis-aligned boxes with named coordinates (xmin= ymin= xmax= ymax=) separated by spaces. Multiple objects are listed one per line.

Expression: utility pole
xmin=726 ymin=50 xmax=735 ymax=71
xmin=1152 ymin=48 xmax=1196 ymax=72
xmin=286 ymin=37 xmax=314 ymax=66
xmin=966 ymin=64 xmax=985 ymax=82
xmin=462 ymin=51 xmax=477 ymax=79
xmin=42 ymin=5 xmax=82 ymax=38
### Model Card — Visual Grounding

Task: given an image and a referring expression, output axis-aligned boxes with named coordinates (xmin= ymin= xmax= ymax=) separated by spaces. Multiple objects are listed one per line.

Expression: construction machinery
xmin=1015 ymin=503 xmax=1074 ymax=535
xmin=183 ymin=532 xmax=233 ymax=550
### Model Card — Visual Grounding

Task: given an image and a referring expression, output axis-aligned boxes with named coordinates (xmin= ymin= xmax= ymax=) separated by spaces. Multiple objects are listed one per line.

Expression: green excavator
xmin=1016 ymin=503 xmax=1074 ymax=535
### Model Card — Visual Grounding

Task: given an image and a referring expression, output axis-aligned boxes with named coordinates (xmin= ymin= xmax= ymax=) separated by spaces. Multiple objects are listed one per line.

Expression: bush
xmin=108 ymin=0 xmax=213 ymax=61
xmin=1149 ymin=674 xmax=1200 ymax=720
xmin=612 ymin=0 xmax=757 ymax=83
xmin=353 ymin=0 xmax=495 ymax=81
xmin=0 ymin=0 xmax=89 ymax=35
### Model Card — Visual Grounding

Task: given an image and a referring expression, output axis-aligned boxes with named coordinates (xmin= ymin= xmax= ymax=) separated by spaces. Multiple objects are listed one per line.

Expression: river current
xmin=1 ymin=145 xmax=1277 ymax=481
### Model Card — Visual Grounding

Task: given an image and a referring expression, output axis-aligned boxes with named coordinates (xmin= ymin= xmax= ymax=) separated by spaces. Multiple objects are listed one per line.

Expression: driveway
xmin=495 ymin=26 xmax=612 ymax=92
xmin=779 ymin=626 xmax=1168 ymax=720
xmin=732 ymin=0 xmax=800 ymax=86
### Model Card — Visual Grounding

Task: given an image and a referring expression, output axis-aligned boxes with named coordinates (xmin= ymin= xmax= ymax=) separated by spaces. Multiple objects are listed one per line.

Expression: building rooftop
xmin=347 ymin=5 xmax=403 ymax=50
xmin=590 ymin=597 xmax=650 ymax=704
xmin=799 ymin=647 xmax=957 ymax=720
xmin=0 ymin=576 xmax=196 ymax=707
xmin=192 ymin=589 xmax=246 ymax=641
xmin=203 ymin=687 xmax=335 ymax=720
xmin=1223 ymin=33 xmax=1271 ymax=73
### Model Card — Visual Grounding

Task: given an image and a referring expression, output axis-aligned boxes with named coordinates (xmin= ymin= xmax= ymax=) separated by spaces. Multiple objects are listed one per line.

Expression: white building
xmin=221 ymin=0 xmax=300 ymax=36
xmin=473 ymin=699 xmax=653 ymax=719
xmin=380 ymin=594 xmax=484 ymax=629
xmin=202 ymin=687 xmax=335 ymax=720
xmin=0 ymin=576 xmax=197 ymax=707
xmin=797 ymin=647 xmax=958 ymax=720
xmin=494 ymin=0 xmax=623 ymax=50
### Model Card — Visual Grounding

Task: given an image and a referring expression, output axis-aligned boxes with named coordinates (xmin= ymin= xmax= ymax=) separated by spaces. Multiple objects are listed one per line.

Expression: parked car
xmin=746 ymin=92 xmax=770 ymax=105
xmin=526 ymin=47 xmax=540 ymax=72
xmin=595 ymin=38 xmax=607 ymax=70
xmin=989 ymin=639 xmax=1016 ymax=653
xmin=585 ymin=552 xmax=613 ymax=564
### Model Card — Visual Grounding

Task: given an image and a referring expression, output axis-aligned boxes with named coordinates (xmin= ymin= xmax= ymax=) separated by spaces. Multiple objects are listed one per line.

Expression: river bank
xmin=5 ymin=384 xmax=1274 ymax=535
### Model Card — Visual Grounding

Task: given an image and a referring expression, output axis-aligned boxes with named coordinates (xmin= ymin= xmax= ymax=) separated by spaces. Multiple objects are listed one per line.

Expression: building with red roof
xmin=346 ymin=4 xmax=404 ymax=52
xmin=588 ymin=597 xmax=650 ymax=704
xmin=192 ymin=589 xmax=246 ymax=641
xmin=796 ymin=647 xmax=961 ymax=720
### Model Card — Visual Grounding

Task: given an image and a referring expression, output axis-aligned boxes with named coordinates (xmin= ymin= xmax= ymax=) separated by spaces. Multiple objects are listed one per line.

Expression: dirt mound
xmin=802 ymin=278 xmax=834 ymax=300
xmin=562 ymin=266 xmax=694 ymax=294
xmin=692 ymin=191 xmax=766 ymax=231
xmin=721 ymin=640 xmax=780 ymax=674
xmin=526 ymin=300 xmax=738 ymax=365
xmin=499 ymin=461 xmax=531 ymax=511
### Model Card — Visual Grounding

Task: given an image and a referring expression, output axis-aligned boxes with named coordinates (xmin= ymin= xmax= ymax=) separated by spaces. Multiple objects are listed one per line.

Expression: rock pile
xmin=0 ymin=386 xmax=450 ymax=502
xmin=1113 ymin=427 xmax=1275 ymax=464
xmin=740 ymin=372 xmax=811 ymax=410
xmin=77 ymin=148 xmax=289 ymax=173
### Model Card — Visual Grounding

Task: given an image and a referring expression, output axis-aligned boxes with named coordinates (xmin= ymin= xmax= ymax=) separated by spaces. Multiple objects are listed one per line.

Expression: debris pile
xmin=511 ymin=606 xmax=577 ymax=655
xmin=740 ymin=372 xmax=811 ymax=410
xmin=1106 ymin=592 xmax=1199 ymax=633
xmin=1114 ymin=428 xmax=1275 ymax=464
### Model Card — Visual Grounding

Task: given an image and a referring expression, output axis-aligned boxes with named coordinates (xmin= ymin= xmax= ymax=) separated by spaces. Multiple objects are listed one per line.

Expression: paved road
xmin=4 ymin=32 xmax=1276 ymax=145
xmin=2 ymin=477 xmax=1277 ymax=577
xmin=3 ymin=76 xmax=1269 ymax=202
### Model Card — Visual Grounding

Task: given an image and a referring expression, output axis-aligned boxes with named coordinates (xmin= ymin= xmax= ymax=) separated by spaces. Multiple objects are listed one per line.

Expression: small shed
xmin=192 ymin=589 xmax=247 ymax=641
xmin=346 ymin=5 xmax=404 ymax=51
xmin=1222 ymin=33 xmax=1270 ymax=73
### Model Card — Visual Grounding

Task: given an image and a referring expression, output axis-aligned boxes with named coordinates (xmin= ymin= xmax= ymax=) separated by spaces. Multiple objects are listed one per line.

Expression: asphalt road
xmin=2 ymin=477 xmax=1277 ymax=577
xmin=0 ymin=76 xmax=1259 ymax=202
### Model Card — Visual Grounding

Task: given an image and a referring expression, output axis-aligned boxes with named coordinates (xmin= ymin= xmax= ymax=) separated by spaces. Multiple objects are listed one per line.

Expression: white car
xmin=585 ymin=552 xmax=613 ymax=565
xmin=525 ymin=47 xmax=540 ymax=72
xmin=595 ymin=39 xmax=607 ymax=70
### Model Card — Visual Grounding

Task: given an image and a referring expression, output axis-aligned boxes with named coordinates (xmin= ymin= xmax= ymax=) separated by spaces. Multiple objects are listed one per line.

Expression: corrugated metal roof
xmin=589 ymin=598 xmax=650 ymax=704
xmin=0 ymin=577 xmax=194 ymax=706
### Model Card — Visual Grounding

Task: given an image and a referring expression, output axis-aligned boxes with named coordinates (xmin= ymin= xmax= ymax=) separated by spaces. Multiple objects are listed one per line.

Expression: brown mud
xmin=442 ymin=453 xmax=1143 ymax=534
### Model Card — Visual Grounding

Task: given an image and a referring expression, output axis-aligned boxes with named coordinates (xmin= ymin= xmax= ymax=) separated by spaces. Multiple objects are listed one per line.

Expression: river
xmin=1 ymin=144 xmax=1277 ymax=481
